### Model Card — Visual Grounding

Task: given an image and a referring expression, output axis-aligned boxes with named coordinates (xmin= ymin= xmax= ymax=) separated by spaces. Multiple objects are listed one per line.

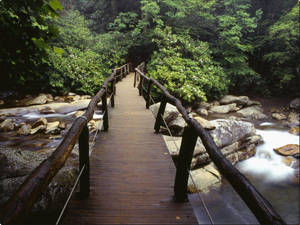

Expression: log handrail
xmin=134 ymin=63 xmax=287 ymax=225
xmin=0 ymin=63 xmax=131 ymax=225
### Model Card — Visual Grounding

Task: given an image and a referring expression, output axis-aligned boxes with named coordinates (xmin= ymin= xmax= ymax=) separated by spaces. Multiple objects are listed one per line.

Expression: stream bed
xmin=190 ymin=123 xmax=299 ymax=224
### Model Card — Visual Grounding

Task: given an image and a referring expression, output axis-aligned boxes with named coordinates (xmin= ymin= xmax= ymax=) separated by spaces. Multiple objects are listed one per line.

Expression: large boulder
xmin=272 ymin=113 xmax=287 ymax=121
xmin=191 ymin=135 xmax=260 ymax=169
xmin=193 ymin=116 xmax=216 ymax=130
xmin=0 ymin=147 xmax=78 ymax=214
xmin=236 ymin=106 xmax=267 ymax=119
xmin=150 ymin=102 xmax=179 ymax=124
xmin=288 ymin=112 xmax=299 ymax=126
xmin=0 ymin=119 xmax=15 ymax=132
xmin=150 ymin=102 xmax=186 ymax=136
xmin=209 ymin=119 xmax=256 ymax=148
xmin=24 ymin=94 xmax=48 ymax=106
xmin=188 ymin=163 xmax=221 ymax=193
xmin=220 ymin=95 xmax=249 ymax=106
xmin=289 ymin=98 xmax=300 ymax=110
xmin=209 ymin=103 xmax=239 ymax=114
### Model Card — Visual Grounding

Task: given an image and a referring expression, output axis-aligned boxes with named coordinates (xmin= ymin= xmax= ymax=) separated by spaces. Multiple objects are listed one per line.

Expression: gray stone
xmin=289 ymin=98 xmax=300 ymax=110
xmin=209 ymin=119 xmax=256 ymax=148
xmin=0 ymin=100 xmax=4 ymax=105
xmin=17 ymin=124 xmax=32 ymax=135
xmin=220 ymin=95 xmax=249 ymax=106
xmin=188 ymin=163 xmax=221 ymax=193
xmin=210 ymin=103 xmax=239 ymax=114
xmin=193 ymin=116 xmax=216 ymax=130
xmin=150 ymin=102 xmax=179 ymax=124
xmin=24 ymin=94 xmax=48 ymax=106
xmin=236 ymin=106 xmax=267 ymax=119
xmin=0 ymin=119 xmax=15 ymax=132
xmin=167 ymin=115 xmax=186 ymax=136
xmin=196 ymin=108 xmax=209 ymax=116
xmin=45 ymin=121 xmax=60 ymax=134
xmin=272 ymin=113 xmax=287 ymax=121
xmin=288 ymin=112 xmax=299 ymax=125
xmin=0 ymin=147 xmax=78 ymax=214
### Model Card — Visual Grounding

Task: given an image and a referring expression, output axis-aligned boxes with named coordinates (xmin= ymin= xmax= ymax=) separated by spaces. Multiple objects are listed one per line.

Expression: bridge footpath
xmin=62 ymin=73 xmax=198 ymax=224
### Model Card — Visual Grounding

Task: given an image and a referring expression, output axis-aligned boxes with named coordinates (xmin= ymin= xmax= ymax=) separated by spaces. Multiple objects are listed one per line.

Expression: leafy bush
xmin=147 ymin=27 xmax=228 ymax=102
xmin=48 ymin=47 xmax=108 ymax=95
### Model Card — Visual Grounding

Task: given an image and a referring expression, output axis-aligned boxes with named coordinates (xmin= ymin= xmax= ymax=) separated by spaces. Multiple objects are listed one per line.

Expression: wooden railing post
xmin=146 ymin=80 xmax=153 ymax=109
xmin=102 ymin=90 xmax=109 ymax=131
xmin=79 ymin=125 xmax=90 ymax=197
xmin=154 ymin=97 xmax=167 ymax=133
xmin=134 ymin=71 xmax=137 ymax=87
xmin=174 ymin=126 xmax=198 ymax=202
xmin=110 ymin=80 xmax=115 ymax=108
xmin=139 ymin=76 xmax=144 ymax=96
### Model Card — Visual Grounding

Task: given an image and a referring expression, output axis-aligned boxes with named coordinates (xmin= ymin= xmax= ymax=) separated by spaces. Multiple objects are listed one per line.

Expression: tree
xmin=0 ymin=0 xmax=62 ymax=92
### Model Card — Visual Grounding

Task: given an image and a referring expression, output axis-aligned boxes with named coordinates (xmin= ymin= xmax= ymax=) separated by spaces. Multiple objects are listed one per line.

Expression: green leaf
xmin=53 ymin=46 xmax=64 ymax=55
xmin=49 ymin=0 xmax=63 ymax=11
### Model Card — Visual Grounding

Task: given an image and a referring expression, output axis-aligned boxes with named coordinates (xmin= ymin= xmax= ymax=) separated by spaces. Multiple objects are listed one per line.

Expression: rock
xmin=30 ymin=125 xmax=46 ymax=134
xmin=281 ymin=156 xmax=296 ymax=167
xmin=193 ymin=116 xmax=216 ymax=130
xmin=220 ymin=95 xmax=249 ymax=106
xmin=0 ymin=147 xmax=78 ymax=215
xmin=236 ymin=106 xmax=267 ymax=119
xmin=289 ymin=126 xmax=299 ymax=136
xmin=67 ymin=95 xmax=81 ymax=102
xmin=195 ymin=108 xmax=209 ymax=116
xmin=150 ymin=102 xmax=179 ymax=124
xmin=209 ymin=119 xmax=256 ymax=148
xmin=24 ymin=94 xmax=48 ymax=106
xmin=271 ymin=113 xmax=287 ymax=121
xmin=68 ymin=92 xmax=76 ymax=96
xmin=32 ymin=118 xmax=48 ymax=128
xmin=54 ymin=96 xmax=65 ymax=102
xmin=45 ymin=121 xmax=60 ymax=134
xmin=0 ymin=119 xmax=15 ymax=132
xmin=80 ymin=95 xmax=92 ymax=100
xmin=74 ymin=110 xmax=85 ymax=117
xmin=58 ymin=122 xmax=66 ymax=130
xmin=40 ymin=106 xmax=56 ymax=114
xmin=211 ymin=101 xmax=220 ymax=106
xmin=191 ymin=139 xmax=258 ymax=169
xmin=289 ymin=98 xmax=300 ymax=110
xmin=45 ymin=94 xmax=54 ymax=102
xmin=288 ymin=112 xmax=299 ymax=126
xmin=0 ymin=100 xmax=4 ymax=105
xmin=247 ymin=100 xmax=262 ymax=107
xmin=162 ymin=135 xmax=181 ymax=156
xmin=17 ymin=124 xmax=32 ymax=135
xmin=209 ymin=103 xmax=239 ymax=114
xmin=167 ymin=115 xmax=186 ymax=136
xmin=150 ymin=102 xmax=187 ymax=136
xmin=274 ymin=144 xmax=299 ymax=157
xmin=188 ymin=163 xmax=221 ymax=193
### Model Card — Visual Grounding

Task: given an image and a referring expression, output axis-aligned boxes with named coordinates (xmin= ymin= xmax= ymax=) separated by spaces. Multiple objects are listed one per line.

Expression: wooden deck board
xmin=62 ymin=73 xmax=198 ymax=225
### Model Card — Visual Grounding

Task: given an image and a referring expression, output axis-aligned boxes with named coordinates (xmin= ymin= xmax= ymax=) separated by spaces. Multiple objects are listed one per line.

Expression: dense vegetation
xmin=1 ymin=0 xmax=299 ymax=101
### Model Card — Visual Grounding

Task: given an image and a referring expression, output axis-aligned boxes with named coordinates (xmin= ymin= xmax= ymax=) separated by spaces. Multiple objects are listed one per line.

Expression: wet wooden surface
xmin=62 ymin=73 xmax=198 ymax=224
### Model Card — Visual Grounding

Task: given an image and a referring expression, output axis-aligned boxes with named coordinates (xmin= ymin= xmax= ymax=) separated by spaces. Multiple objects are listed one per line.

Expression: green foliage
xmin=263 ymin=3 xmax=300 ymax=94
xmin=48 ymin=47 xmax=106 ymax=94
xmin=47 ymin=10 xmax=108 ymax=94
xmin=0 ymin=0 xmax=62 ymax=91
xmin=147 ymin=27 xmax=228 ymax=102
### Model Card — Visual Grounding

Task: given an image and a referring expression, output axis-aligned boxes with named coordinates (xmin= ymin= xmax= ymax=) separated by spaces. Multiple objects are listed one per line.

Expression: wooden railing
xmin=0 ymin=63 xmax=131 ymax=225
xmin=134 ymin=62 xmax=287 ymax=225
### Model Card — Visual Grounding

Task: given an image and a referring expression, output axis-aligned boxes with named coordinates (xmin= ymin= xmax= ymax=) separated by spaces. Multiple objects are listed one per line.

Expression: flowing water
xmin=190 ymin=123 xmax=299 ymax=224
xmin=236 ymin=123 xmax=299 ymax=224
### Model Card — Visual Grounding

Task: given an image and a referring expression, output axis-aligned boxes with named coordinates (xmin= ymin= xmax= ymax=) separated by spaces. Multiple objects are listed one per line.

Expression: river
xmin=189 ymin=123 xmax=299 ymax=224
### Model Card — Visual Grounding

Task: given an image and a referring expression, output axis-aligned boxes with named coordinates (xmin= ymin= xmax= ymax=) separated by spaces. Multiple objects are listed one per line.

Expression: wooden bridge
xmin=0 ymin=63 xmax=287 ymax=225
xmin=63 ymin=72 xmax=197 ymax=224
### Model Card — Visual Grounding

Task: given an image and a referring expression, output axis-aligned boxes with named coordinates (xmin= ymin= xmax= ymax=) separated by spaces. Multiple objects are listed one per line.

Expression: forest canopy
xmin=1 ymin=0 xmax=299 ymax=101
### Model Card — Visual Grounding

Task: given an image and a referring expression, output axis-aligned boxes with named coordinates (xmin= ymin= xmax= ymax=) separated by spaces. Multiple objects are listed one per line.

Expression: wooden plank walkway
xmin=62 ymin=73 xmax=198 ymax=225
